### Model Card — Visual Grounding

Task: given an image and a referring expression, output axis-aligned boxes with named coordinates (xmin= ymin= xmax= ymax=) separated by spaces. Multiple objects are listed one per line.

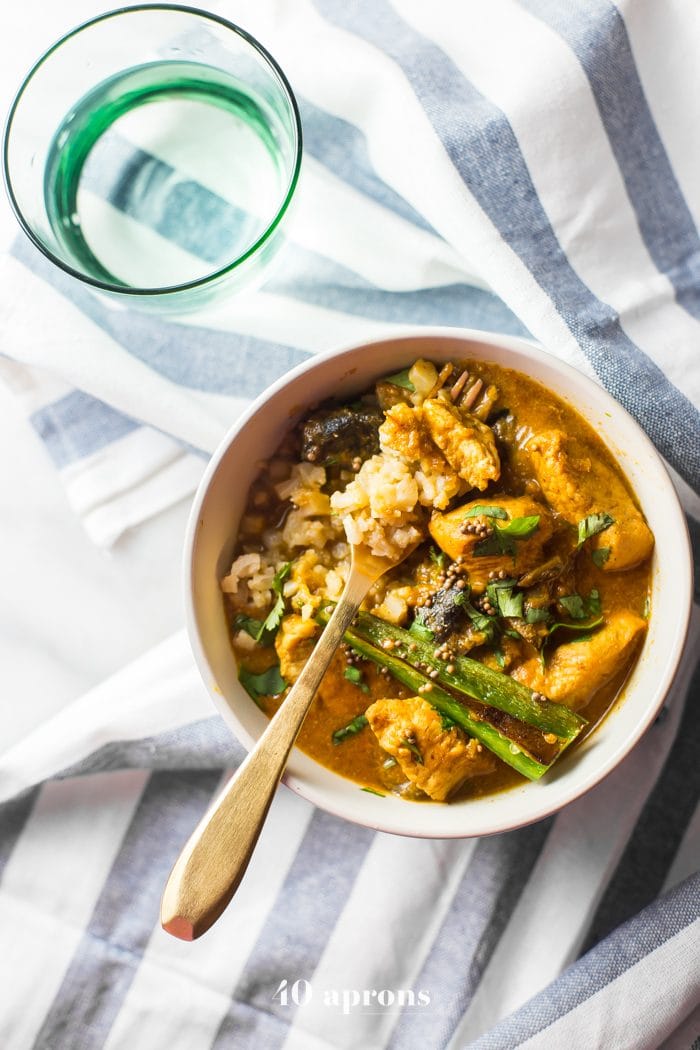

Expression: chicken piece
xmin=422 ymin=398 xmax=501 ymax=490
xmin=274 ymin=614 xmax=318 ymax=683
xmin=365 ymin=696 xmax=495 ymax=801
xmin=526 ymin=430 xmax=653 ymax=571
xmin=379 ymin=402 xmax=463 ymax=509
xmin=429 ymin=495 xmax=554 ymax=590
xmin=512 ymin=609 xmax=647 ymax=710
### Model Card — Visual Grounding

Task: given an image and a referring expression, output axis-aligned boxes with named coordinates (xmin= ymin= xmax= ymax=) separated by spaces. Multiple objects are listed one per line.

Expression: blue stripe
xmin=522 ymin=0 xmax=700 ymax=322
xmin=388 ymin=820 xmax=553 ymax=1050
xmin=269 ymin=243 xmax=528 ymax=334
xmin=582 ymin=660 xmax=700 ymax=954
xmin=81 ymin=132 xmax=251 ymax=267
xmin=33 ymin=770 xmax=222 ymax=1050
xmin=467 ymin=870 xmax=700 ymax=1049
xmin=30 ymin=390 xmax=139 ymax=469
xmin=12 ymin=236 xmax=311 ymax=400
xmin=315 ymin=0 xmax=700 ymax=493
xmin=55 ymin=716 xmax=245 ymax=779
xmin=212 ymin=809 xmax=374 ymax=1049
xmin=0 ymin=788 xmax=40 ymax=884
xmin=299 ymin=97 xmax=437 ymax=234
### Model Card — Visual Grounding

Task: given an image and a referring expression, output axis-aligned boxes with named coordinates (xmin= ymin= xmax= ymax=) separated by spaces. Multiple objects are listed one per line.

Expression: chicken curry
xmin=221 ymin=358 xmax=653 ymax=803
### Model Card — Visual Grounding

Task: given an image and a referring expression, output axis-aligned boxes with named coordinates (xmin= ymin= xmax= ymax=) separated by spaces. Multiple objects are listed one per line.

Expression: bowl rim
xmin=184 ymin=325 xmax=693 ymax=838
xmin=2 ymin=3 xmax=303 ymax=298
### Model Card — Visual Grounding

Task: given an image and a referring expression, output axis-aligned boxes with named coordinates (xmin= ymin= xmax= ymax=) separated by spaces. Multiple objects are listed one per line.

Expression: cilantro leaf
xmin=400 ymin=737 xmax=424 ymax=764
xmin=493 ymin=645 xmax=506 ymax=669
xmin=463 ymin=504 xmax=508 ymax=520
xmin=525 ymin=606 xmax=552 ymax=624
xmin=409 ymin=616 xmax=435 ymax=642
xmin=429 ymin=545 xmax=448 ymax=569
xmin=499 ymin=515 xmax=541 ymax=538
xmin=473 ymin=515 xmax=540 ymax=557
xmin=462 ymin=600 xmax=499 ymax=642
xmin=238 ymin=664 xmax=287 ymax=706
xmin=344 ymin=666 xmax=370 ymax=694
xmin=592 ymin=547 xmax=611 ymax=568
xmin=233 ymin=613 xmax=267 ymax=642
xmin=332 ymin=713 xmax=369 ymax=745
xmin=558 ymin=594 xmax=586 ymax=620
xmin=383 ymin=368 xmax=415 ymax=391
xmin=495 ymin=586 xmax=524 ymax=619
xmin=259 ymin=562 xmax=293 ymax=637
xmin=559 ymin=589 xmax=602 ymax=621
xmin=577 ymin=512 xmax=614 ymax=547
xmin=547 ymin=616 xmax=604 ymax=638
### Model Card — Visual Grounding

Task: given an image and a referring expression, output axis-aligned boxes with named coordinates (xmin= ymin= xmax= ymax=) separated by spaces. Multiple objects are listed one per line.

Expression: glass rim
xmin=2 ymin=3 xmax=303 ymax=297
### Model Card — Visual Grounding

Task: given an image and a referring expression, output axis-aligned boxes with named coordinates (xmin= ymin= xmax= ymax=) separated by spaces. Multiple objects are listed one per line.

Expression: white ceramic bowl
xmin=184 ymin=328 xmax=692 ymax=838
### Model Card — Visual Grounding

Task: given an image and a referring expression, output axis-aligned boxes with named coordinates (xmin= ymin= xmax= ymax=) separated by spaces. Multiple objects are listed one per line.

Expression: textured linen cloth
xmin=1 ymin=1 xmax=699 ymax=1048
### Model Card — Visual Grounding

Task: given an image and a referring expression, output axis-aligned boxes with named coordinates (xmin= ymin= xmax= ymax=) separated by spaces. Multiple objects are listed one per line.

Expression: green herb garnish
xmin=547 ymin=616 xmax=604 ymax=638
xmin=462 ymin=601 xmax=499 ymax=641
xmin=233 ymin=613 xmax=267 ymax=642
xmin=344 ymin=666 xmax=370 ymax=694
xmin=474 ymin=515 xmax=540 ymax=557
xmin=495 ymin=586 xmax=524 ymax=620
xmin=253 ymin=562 xmax=292 ymax=640
xmin=592 ymin=547 xmax=611 ymax=568
xmin=332 ymin=713 xmax=369 ymax=745
xmin=361 ymin=786 xmax=385 ymax=797
xmin=463 ymin=504 xmax=508 ymax=520
xmin=558 ymin=594 xmax=586 ymax=620
xmin=429 ymin=545 xmax=448 ymax=569
xmin=238 ymin=664 xmax=287 ymax=706
xmin=400 ymin=737 xmax=424 ymax=764
xmin=409 ymin=616 xmax=435 ymax=642
xmin=383 ymin=368 xmax=415 ymax=391
xmin=577 ymin=512 xmax=614 ymax=547
xmin=493 ymin=645 xmax=506 ymax=669
xmin=525 ymin=607 xmax=552 ymax=624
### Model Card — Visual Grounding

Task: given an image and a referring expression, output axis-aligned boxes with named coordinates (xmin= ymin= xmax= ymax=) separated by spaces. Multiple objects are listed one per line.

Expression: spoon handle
xmin=161 ymin=570 xmax=371 ymax=940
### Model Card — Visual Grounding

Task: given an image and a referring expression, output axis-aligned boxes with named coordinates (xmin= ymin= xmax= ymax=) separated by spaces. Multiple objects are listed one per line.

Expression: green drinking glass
xmin=3 ymin=5 xmax=303 ymax=311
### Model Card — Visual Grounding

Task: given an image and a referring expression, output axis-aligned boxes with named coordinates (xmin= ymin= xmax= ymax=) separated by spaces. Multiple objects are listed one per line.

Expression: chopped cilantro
xmin=525 ymin=606 xmax=552 ymax=624
xmin=361 ymin=787 xmax=385 ymax=797
xmin=400 ymin=737 xmax=424 ymax=764
xmin=463 ymin=504 xmax=508 ymax=520
xmin=462 ymin=600 xmax=499 ymax=642
xmin=409 ymin=616 xmax=435 ymax=642
xmin=559 ymin=589 xmax=602 ymax=621
xmin=495 ymin=587 xmax=524 ymax=620
xmin=429 ymin=545 xmax=448 ymax=569
xmin=592 ymin=547 xmax=611 ymax=568
xmin=577 ymin=512 xmax=614 ymax=547
xmin=383 ymin=368 xmax=415 ymax=391
xmin=233 ymin=613 xmax=267 ymax=642
xmin=493 ymin=645 xmax=506 ymax=669
xmin=558 ymin=594 xmax=586 ymax=620
xmin=343 ymin=666 xmax=370 ymax=694
xmin=547 ymin=616 xmax=603 ymax=638
xmin=473 ymin=515 xmax=540 ymax=557
xmin=238 ymin=664 xmax=287 ymax=706
xmin=332 ymin=713 xmax=369 ymax=745
xmin=257 ymin=562 xmax=293 ymax=638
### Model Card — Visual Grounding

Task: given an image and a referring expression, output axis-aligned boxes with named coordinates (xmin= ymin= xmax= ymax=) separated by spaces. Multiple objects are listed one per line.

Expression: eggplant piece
xmin=301 ymin=405 xmax=384 ymax=465
xmin=419 ymin=585 xmax=468 ymax=642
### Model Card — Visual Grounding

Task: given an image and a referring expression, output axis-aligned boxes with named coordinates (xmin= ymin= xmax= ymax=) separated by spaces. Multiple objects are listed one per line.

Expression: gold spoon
xmin=161 ymin=542 xmax=411 ymax=940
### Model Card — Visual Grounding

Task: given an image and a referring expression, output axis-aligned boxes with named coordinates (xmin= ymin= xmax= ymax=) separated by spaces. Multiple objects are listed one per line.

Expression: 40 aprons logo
xmin=273 ymin=979 xmax=431 ymax=1015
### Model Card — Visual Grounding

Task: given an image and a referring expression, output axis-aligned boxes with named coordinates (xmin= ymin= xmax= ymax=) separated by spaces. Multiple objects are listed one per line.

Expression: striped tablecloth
xmin=1 ymin=2 xmax=698 ymax=1048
